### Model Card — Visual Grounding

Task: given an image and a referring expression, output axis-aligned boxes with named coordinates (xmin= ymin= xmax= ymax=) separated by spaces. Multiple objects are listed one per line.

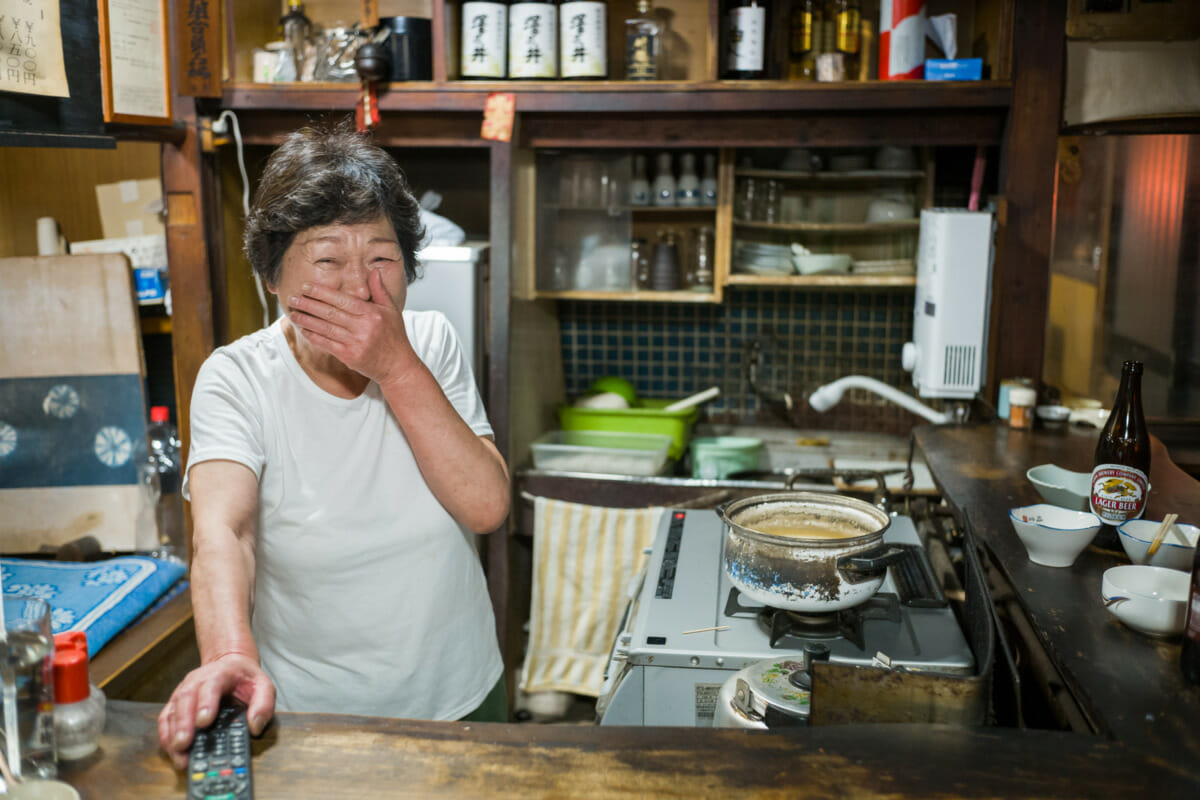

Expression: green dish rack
xmin=557 ymin=399 xmax=700 ymax=461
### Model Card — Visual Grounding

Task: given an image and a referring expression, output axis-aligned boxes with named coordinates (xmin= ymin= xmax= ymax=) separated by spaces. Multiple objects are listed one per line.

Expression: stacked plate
xmin=733 ymin=242 xmax=793 ymax=276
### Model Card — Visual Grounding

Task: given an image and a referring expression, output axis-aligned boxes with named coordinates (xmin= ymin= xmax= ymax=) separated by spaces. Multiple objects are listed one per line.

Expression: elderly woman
xmin=157 ymin=127 xmax=510 ymax=769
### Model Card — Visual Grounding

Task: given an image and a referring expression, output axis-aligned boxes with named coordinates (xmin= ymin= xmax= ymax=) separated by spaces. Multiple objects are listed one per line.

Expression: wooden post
xmin=991 ymin=0 xmax=1067 ymax=397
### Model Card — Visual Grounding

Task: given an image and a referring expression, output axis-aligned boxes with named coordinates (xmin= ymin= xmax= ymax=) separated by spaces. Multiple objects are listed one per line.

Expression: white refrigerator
xmin=407 ymin=242 xmax=489 ymax=394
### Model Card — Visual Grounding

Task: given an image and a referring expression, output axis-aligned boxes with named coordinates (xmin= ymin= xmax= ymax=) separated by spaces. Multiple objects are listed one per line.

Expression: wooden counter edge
xmin=89 ymin=588 xmax=195 ymax=700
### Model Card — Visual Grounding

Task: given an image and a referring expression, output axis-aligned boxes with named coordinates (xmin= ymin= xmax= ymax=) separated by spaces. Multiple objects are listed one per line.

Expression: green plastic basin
xmin=557 ymin=399 xmax=699 ymax=460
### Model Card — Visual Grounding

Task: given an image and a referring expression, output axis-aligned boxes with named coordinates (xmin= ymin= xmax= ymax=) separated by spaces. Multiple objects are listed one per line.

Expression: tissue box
xmin=925 ymin=58 xmax=983 ymax=81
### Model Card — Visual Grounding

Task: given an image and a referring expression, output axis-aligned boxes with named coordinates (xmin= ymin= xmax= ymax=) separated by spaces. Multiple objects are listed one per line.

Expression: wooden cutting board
xmin=0 ymin=254 xmax=155 ymax=553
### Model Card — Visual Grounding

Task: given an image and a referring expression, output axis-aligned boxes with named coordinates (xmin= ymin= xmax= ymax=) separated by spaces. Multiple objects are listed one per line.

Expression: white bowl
xmin=1101 ymin=565 xmax=1190 ymax=637
xmin=1035 ymin=404 xmax=1071 ymax=430
xmin=865 ymin=197 xmax=915 ymax=223
xmin=1008 ymin=504 xmax=1101 ymax=567
xmin=1026 ymin=464 xmax=1091 ymax=512
xmin=792 ymin=253 xmax=851 ymax=276
xmin=1118 ymin=518 xmax=1199 ymax=571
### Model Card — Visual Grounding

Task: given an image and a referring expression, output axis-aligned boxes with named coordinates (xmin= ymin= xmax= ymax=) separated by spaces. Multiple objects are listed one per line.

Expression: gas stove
xmin=597 ymin=508 xmax=975 ymax=727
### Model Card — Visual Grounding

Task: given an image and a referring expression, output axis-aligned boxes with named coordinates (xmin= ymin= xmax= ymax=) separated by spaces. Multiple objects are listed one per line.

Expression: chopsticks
xmin=1146 ymin=513 xmax=1179 ymax=557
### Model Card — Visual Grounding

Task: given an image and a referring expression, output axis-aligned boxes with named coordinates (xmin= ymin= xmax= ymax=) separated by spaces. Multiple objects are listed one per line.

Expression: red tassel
xmin=356 ymin=80 xmax=381 ymax=132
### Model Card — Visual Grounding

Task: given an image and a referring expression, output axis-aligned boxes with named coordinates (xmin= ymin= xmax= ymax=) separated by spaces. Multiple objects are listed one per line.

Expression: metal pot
xmin=713 ymin=650 xmax=826 ymax=729
xmin=718 ymin=492 xmax=907 ymax=612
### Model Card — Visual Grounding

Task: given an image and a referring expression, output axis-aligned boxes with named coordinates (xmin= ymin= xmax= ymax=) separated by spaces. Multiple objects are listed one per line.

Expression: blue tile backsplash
xmin=559 ymin=286 xmax=930 ymax=433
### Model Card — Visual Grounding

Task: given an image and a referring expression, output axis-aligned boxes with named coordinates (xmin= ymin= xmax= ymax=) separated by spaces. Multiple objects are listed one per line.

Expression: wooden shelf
xmin=631 ymin=206 xmax=718 ymax=214
xmin=544 ymin=205 xmax=716 ymax=214
xmin=725 ymin=274 xmax=917 ymax=288
xmin=221 ymin=80 xmax=1013 ymax=114
xmin=535 ymin=289 xmax=719 ymax=302
xmin=735 ymin=169 xmax=925 ymax=182
xmin=733 ymin=220 xmax=920 ymax=233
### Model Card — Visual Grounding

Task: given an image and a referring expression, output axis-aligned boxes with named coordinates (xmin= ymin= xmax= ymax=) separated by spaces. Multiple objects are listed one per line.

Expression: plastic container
xmin=557 ymin=399 xmax=699 ymax=460
xmin=531 ymin=430 xmax=673 ymax=476
xmin=690 ymin=436 xmax=764 ymax=479
xmin=1008 ymin=387 xmax=1036 ymax=429
xmin=52 ymin=632 xmax=105 ymax=761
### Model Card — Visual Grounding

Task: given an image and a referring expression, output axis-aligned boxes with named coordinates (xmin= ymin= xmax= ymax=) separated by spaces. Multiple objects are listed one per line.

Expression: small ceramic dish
xmin=1026 ymin=464 xmax=1091 ymax=512
xmin=792 ymin=253 xmax=851 ymax=276
xmin=1035 ymin=404 xmax=1071 ymax=431
xmin=1118 ymin=518 xmax=1199 ymax=571
xmin=1008 ymin=504 xmax=1101 ymax=567
xmin=1101 ymin=565 xmax=1189 ymax=637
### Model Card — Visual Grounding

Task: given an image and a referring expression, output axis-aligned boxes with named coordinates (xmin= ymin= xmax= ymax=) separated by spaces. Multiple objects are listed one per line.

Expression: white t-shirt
xmin=183 ymin=311 xmax=503 ymax=720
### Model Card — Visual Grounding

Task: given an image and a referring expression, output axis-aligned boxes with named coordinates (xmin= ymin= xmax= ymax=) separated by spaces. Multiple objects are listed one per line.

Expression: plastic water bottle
xmin=147 ymin=406 xmax=185 ymax=562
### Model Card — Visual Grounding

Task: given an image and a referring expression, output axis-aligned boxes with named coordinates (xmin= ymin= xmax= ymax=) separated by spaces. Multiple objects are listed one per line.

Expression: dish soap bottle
xmin=52 ymin=633 xmax=105 ymax=761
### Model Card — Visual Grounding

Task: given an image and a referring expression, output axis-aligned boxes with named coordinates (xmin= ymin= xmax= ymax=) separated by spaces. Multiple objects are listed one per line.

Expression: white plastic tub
xmin=531 ymin=430 xmax=673 ymax=476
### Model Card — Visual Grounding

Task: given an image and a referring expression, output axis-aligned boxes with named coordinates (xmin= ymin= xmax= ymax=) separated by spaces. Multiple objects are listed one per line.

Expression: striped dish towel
xmin=520 ymin=498 xmax=664 ymax=697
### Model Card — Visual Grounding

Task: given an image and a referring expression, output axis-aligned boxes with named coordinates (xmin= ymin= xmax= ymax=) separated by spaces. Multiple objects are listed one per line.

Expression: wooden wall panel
xmin=0 ymin=143 xmax=161 ymax=259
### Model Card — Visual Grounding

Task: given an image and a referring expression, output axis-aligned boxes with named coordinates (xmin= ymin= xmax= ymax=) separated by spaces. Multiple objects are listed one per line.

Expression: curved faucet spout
xmin=808 ymin=376 xmax=950 ymax=425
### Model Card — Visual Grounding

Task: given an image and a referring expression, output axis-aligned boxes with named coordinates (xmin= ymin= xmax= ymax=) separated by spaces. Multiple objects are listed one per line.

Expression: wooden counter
xmin=57 ymin=700 xmax=1199 ymax=798
xmin=913 ymin=423 xmax=1200 ymax=765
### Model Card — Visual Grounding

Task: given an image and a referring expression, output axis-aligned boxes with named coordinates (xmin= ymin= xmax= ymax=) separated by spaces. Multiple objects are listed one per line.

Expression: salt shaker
xmin=52 ymin=632 xmax=105 ymax=761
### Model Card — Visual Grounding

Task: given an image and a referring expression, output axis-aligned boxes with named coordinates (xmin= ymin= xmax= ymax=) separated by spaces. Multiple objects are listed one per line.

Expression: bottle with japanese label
xmin=834 ymin=0 xmax=861 ymax=80
xmin=625 ymin=0 xmax=662 ymax=80
xmin=461 ymin=0 xmax=509 ymax=79
xmin=1089 ymin=360 xmax=1150 ymax=536
xmin=559 ymin=0 xmax=608 ymax=79
xmin=727 ymin=0 xmax=768 ymax=79
xmin=1182 ymin=540 xmax=1200 ymax=685
xmin=787 ymin=0 xmax=820 ymax=80
xmin=509 ymin=0 xmax=558 ymax=79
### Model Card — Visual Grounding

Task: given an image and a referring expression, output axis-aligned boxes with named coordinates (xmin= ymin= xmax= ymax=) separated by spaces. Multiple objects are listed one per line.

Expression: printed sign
xmin=0 ymin=0 xmax=70 ymax=98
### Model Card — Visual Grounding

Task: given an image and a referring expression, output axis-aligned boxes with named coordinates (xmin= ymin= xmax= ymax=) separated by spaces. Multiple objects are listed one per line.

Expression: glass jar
xmin=651 ymin=229 xmax=682 ymax=291
xmin=632 ymin=238 xmax=652 ymax=289
xmin=689 ymin=226 xmax=715 ymax=292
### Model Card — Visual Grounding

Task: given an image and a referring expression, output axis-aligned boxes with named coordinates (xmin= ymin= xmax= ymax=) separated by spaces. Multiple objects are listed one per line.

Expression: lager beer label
xmin=1089 ymin=464 xmax=1149 ymax=524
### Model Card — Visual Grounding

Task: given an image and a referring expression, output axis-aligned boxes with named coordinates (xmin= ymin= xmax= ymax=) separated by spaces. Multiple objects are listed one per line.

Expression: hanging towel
xmin=520 ymin=498 xmax=663 ymax=697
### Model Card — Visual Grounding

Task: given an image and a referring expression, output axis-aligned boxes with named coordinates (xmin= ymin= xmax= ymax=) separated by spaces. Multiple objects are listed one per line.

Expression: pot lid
xmin=729 ymin=658 xmax=813 ymax=724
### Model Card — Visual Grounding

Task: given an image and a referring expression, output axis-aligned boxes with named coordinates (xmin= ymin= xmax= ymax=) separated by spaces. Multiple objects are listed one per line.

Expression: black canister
xmin=380 ymin=16 xmax=432 ymax=81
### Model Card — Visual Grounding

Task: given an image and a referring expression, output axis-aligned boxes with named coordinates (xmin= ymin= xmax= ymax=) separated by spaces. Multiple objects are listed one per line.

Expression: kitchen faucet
xmin=744 ymin=338 xmax=794 ymax=415
xmin=807 ymin=375 xmax=952 ymax=425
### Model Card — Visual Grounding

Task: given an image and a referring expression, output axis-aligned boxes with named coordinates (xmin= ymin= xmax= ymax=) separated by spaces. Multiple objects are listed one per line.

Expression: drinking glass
xmin=0 ymin=596 xmax=56 ymax=781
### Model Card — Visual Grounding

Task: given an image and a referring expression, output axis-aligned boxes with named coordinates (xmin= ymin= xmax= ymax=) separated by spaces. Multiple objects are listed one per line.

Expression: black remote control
xmin=187 ymin=699 xmax=254 ymax=800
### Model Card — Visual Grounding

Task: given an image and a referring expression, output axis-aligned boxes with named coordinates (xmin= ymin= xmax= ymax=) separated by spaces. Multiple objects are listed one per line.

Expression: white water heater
xmin=901 ymin=209 xmax=995 ymax=399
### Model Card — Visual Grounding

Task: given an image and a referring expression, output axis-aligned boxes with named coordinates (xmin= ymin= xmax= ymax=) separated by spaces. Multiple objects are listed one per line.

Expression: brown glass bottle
xmin=1089 ymin=361 xmax=1150 ymax=546
xmin=833 ymin=0 xmax=861 ymax=81
xmin=1182 ymin=541 xmax=1200 ymax=685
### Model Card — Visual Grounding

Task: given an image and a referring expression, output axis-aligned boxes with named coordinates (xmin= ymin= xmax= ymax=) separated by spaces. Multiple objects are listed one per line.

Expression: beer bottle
xmin=1089 ymin=361 xmax=1151 ymax=543
xmin=1182 ymin=541 xmax=1200 ymax=685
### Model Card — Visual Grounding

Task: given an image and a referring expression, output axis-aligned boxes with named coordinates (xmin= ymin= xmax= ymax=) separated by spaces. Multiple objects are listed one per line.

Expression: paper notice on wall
xmin=0 ymin=0 xmax=70 ymax=98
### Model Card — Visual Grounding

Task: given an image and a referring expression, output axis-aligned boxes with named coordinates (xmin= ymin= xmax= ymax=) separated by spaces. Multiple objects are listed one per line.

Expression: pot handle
xmin=837 ymin=544 xmax=910 ymax=575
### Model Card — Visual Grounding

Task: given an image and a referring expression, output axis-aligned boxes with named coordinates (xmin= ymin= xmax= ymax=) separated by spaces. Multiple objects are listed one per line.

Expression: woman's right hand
xmin=157 ymin=652 xmax=276 ymax=770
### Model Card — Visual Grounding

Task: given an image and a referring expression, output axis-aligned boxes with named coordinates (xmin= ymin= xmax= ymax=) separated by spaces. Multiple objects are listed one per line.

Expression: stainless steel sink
xmin=690 ymin=424 xmax=936 ymax=493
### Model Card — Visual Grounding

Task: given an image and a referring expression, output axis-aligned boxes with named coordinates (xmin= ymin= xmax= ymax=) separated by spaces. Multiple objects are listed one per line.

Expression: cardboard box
xmin=95 ymin=179 xmax=166 ymax=239
xmin=71 ymin=234 xmax=168 ymax=304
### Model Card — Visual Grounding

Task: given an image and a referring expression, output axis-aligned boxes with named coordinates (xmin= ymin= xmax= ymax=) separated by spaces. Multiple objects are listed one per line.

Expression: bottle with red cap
xmin=146 ymin=406 xmax=185 ymax=562
xmin=52 ymin=633 xmax=105 ymax=760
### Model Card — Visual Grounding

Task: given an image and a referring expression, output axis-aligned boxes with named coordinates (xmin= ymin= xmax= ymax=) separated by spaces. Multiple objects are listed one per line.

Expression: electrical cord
xmin=214 ymin=109 xmax=271 ymax=328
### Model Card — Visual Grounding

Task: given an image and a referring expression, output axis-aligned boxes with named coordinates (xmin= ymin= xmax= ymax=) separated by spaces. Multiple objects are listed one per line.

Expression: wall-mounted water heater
xmin=901 ymin=208 xmax=996 ymax=400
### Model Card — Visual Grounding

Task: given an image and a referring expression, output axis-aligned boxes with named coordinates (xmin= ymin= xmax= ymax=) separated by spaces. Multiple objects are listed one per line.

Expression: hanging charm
xmin=354 ymin=33 xmax=391 ymax=132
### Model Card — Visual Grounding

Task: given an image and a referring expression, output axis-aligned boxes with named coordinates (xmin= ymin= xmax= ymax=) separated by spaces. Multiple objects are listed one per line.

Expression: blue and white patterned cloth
xmin=1 ymin=556 xmax=188 ymax=657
